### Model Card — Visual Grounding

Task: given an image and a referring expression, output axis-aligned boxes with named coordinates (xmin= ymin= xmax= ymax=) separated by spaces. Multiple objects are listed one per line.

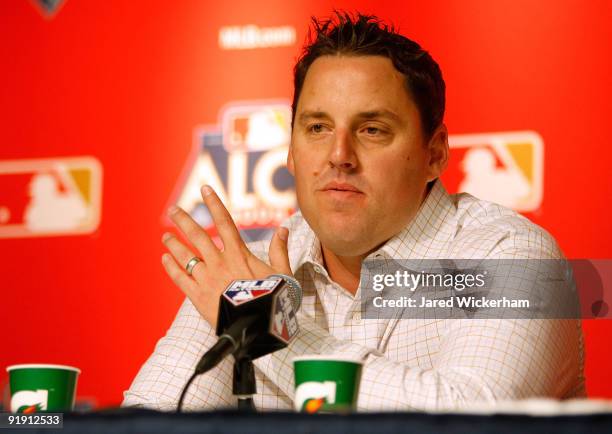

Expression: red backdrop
xmin=1 ymin=0 xmax=611 ymax=407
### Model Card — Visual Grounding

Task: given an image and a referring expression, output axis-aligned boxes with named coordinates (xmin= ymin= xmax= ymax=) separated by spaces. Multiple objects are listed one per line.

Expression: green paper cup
xmin=293 ymin=355 xmax=362 ymax=413
xmin=7 ymin=364 xmax=80 ymax=413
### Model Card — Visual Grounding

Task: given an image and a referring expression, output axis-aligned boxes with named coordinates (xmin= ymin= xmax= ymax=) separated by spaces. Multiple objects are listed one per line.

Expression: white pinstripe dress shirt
xmin=122 ymin=180 xmax=585 ymax=411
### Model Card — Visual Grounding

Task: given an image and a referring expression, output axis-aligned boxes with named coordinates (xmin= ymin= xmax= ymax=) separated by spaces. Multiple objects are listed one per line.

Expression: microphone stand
xmin=233 ymin=349 xmax=256 ymax=411
xmin=177 ymin=320 xmax=259 ymax=413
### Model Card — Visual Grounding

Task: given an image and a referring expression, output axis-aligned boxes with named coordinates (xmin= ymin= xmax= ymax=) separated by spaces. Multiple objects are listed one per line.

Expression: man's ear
xmin=426 ymin=124 xmax=449 ymax=182
xmin=287 ymin=144 xmax=295 ymax=176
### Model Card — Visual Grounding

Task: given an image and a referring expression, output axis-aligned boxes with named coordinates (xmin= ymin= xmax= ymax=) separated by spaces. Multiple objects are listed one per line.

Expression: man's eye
xmin=309 ymin=124 xmax=325 ymax=133
xmin=362 ymin=126 xmax=387 ymax=136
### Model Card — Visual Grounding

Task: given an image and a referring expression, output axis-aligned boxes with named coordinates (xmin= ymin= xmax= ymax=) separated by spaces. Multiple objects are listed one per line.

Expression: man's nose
xmin=328 ymin=129 xmax=358 ymax=170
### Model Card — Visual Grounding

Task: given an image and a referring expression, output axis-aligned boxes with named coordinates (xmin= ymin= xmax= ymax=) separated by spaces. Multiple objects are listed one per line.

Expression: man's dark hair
xmin=292 ymin=12 xmax=445 ymax=140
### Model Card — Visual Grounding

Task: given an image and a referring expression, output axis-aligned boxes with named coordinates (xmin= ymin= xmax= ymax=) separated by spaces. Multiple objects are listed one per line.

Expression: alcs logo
xmin=167 ymin=101 xmax=295 ymax=242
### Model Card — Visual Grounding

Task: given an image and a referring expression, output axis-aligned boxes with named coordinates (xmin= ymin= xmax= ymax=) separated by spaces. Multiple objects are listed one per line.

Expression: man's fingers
xmin=161 ymin=253 xmax=200 ymax=298
xmin=268 ymin=227 xmax=291 ymax=275
xmin=201 ymin=185 xmax=245 ymax=254
xmin=162 ymin=232 xmax=206 ymax=281
xmin=168 ymin=205 xmax=219 ymax=260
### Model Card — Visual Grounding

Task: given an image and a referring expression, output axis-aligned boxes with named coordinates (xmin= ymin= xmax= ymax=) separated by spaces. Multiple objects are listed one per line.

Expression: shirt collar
xmin=284 ymin=213 xmax=323 ymax=273
xmin=376 ymin=179 xmax=457 ymax=260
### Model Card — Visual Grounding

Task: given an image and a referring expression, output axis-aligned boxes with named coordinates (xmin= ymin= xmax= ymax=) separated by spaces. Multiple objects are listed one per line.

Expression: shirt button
xmin=314 ymin=265 xmax=322 ymax=274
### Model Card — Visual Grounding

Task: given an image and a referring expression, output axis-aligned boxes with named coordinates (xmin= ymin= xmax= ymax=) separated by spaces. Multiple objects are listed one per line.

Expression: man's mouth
xmin=318 ymin=181 xmax=365 ymax=202
xmin=321 ymin=181 xmax=363 ymax=193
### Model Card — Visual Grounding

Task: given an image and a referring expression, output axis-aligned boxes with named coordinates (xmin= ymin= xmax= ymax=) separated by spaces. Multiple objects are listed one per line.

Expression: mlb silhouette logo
xmin=0 ymin=157 xmax=103 ymax=238
xmin=443 ymin=131 xmax=544 ymax=212
xmin=221 ymin=103 xmax=291 ymax=152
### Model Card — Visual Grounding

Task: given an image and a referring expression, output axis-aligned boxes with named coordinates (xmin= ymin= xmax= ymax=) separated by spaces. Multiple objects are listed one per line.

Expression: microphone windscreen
xmin=269 ymin=274 xmax=302 ymax=310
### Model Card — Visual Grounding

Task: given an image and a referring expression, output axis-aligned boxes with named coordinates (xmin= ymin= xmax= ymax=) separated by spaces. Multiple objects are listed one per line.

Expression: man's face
xmin=288 ymin=55 xmax=445 ymax=257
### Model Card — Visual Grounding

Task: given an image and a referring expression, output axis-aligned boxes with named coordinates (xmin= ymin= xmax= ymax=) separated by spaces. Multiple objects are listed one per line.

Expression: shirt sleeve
xmin=121 ymin=298 xmax=237 ymax=411
xmin=253 ymin=313 xmax=583 ymax=411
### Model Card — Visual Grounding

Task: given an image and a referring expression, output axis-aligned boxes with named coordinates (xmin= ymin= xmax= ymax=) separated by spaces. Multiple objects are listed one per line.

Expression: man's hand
xmin=161 ymin=185 xmax=292 ymax=326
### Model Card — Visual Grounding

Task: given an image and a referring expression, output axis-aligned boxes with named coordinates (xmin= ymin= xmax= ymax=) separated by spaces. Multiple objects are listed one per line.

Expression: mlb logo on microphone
xmin=223 ymin=279 xmax=278 ymax=305
xmin=271 ymin=286 xmax=299 ymax=344
xmin=0 ymin=156 xmax=103 ymax=238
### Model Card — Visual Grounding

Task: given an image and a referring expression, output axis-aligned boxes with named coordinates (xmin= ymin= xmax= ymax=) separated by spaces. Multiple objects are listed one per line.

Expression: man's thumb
xmin=269 ymin=227 xmax=291 ymax=274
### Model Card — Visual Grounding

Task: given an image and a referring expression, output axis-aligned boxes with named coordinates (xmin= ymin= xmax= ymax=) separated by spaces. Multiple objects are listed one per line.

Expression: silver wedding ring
xmin=185 ymin=257 xmax=202 ymax=276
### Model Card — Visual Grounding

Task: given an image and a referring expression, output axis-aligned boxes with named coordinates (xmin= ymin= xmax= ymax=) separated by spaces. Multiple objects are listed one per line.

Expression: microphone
xmin=176 ymin=274 xmax=302 ymax=412
xmin=194 ymin=274 xmax=302 ymax=375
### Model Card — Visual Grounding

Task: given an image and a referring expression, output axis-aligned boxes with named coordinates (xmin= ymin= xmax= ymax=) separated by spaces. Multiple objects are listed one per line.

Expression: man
xmin=123 ymin=12 xmax=584 ymax=411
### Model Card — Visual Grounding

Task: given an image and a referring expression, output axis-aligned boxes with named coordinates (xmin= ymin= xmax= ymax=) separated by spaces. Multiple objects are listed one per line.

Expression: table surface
xmin=8 ymin=408 xmax=612 ymax=434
